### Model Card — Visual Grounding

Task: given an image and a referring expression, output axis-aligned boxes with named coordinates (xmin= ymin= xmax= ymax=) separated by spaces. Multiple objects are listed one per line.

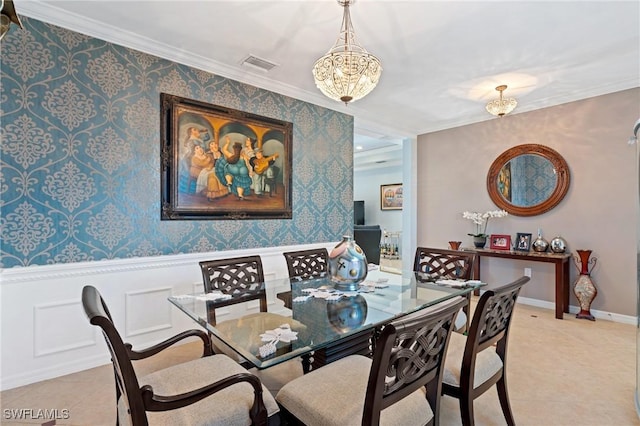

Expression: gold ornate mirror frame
xmin=486 ymin=144 xmax=570 ymax=217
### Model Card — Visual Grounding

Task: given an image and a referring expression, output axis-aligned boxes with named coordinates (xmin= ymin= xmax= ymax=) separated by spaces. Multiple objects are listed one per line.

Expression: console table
xmin=466 ymin=248 xmax=572 ymax=319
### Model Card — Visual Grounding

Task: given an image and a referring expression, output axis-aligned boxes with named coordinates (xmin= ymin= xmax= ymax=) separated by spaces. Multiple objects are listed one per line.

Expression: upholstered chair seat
xmin=276 ymin=297 xmax=468 ymax=426
xmin=276 ymin=355 xmax=432 ymax=426
xmin=442 ymin=332 xmax=503 ymax=388
xmin=128 ymin=355 xmax=280 ymax=425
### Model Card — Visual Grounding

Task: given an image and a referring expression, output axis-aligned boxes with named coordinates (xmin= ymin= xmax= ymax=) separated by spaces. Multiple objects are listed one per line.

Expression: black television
xmin=354 ymin=200 xmax=365 ymax=225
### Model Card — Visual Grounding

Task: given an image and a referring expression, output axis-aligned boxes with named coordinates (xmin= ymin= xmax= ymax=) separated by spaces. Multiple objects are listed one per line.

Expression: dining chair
xmin=81 ymin=285 xmax=279 ymax=426
xmin=413 ymin=247 xmax=476 ymax=331
xmin=278 ymin=248 xmax=329 ymax=309
xmin=199 ymin=256 xmax=303 ymax=353
xmin=441 ymin=276 xmax=530 ymax=426
xmin=200 ymin=255 xmax=306 ymax=391
xmin=279 ymin=248 xmax=330 ymax=373
xmin=413 ymin=247 xmax=475 ymax=280
xmin=283 ymin=248 xmax=329 ymax=282
xmin=275 ymin=296 xmax=468 ymax=426
xmin=199 ymin=255 xmax=268 ymax=325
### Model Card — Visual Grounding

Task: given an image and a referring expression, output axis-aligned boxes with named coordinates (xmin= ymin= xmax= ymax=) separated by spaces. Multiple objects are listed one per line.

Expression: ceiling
xmin=16 ymin=0 xmax=640 ymax=169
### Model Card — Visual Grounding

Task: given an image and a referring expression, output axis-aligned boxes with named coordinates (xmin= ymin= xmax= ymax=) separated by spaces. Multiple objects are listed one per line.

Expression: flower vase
xmin=473 ymin=236 xmax=487 ymax=249
xmin=573 ymin=249 xmax=598 ymax=321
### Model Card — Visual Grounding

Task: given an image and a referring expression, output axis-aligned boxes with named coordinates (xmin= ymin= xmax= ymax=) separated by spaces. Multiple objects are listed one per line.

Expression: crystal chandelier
xmin=486 ymin=85 xmax=517 ymax=117
xmin=0 ymin=0 xmax=23 ymax=42
xmin=312 ymin=0 xmax=382 ymax=105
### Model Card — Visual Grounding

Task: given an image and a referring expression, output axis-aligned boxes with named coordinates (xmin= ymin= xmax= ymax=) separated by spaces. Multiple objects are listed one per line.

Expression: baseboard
xmin=0 ymin=353 xmax=110 ymax=391
xmin=516 ymin=296 xmax=637 ymax=325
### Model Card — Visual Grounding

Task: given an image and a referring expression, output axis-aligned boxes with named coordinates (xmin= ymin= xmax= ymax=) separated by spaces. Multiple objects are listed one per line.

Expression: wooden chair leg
xmin=496 ymin=376 xmax=516 ymax=426
xmin=425 ymin=384 xmax=440 ymax=426
xmin=459 ymin=395 xmax=475 ymax=426
xmin=300 ymin=353 xmax=311 ymax=374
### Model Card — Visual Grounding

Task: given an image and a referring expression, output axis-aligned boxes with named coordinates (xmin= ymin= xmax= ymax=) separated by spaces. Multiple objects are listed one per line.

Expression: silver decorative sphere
xmin=532 ymin=236 xmax=549 ymax=252
xmin=550 ymin=236 xmax=567 ymax=253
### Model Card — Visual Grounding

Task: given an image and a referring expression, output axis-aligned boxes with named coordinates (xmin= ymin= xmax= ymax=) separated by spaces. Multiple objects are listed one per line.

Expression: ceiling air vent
xmin=240 ymin=55 xmax=278 ymax=72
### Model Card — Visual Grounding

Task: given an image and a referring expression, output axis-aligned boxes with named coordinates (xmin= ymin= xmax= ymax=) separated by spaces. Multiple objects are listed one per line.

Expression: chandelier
xmin=486 ymin=85 xmax=517 ymax=117
xmin=0 ymin=0 xmax=23 ymax=42
xmin=312 ymin=0 xmax=382 ymax=105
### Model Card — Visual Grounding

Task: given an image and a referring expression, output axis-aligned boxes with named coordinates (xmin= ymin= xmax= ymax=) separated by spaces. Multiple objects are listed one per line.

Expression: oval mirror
xmin=486 ymin=144 xmax=570 ymax=216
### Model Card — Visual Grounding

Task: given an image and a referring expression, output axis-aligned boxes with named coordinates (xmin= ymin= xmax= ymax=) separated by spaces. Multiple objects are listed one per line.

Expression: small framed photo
xmin=380 ymin=183 xmax=403 ymax=210
xmin=515 ymin=233 xmax=532 ymax=252
xmin=490 ymin=234 xmax=511 ymax=251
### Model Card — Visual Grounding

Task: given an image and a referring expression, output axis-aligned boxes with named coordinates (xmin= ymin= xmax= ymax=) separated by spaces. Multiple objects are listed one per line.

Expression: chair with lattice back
xmin=283 ymin=248 xmax=329 ymax=282
xmin=199 ymin=255 xmax=306 ymax=392
xmin=413 ymin=247 xmax=475 ymax=280
xmin=199 ymin=255 xmax=267 ymax=326
xmin=442 ymin=276 xmax=530 ymax=426
xmin=81 ymin=285 xmax=279 ymax=426
xmin=276 ymin=296 xmax=468 ymax=425
xmin=413 ymin=247 xmax=476 ymax=331
xmin=277 ymin=248 xmax=329 ymax=310
xmin=199 ymin=256 xmax=300 ymax=362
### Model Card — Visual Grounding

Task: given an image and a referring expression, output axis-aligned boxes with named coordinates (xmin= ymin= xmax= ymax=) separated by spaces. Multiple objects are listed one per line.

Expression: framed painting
xmin=490 ymin=234 xmax=511 ymax=251
xmin=515 ymin=232 xmax=532 ymax=252
xmin=160 ymin=93 xmax=292 ymax=220
xmin=380 ymin=183 xmax=403 ymax=210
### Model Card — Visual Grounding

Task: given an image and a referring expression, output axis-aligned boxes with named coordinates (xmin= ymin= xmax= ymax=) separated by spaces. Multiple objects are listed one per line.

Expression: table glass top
xmin=168 ymin=268 xmax=481 ymax=369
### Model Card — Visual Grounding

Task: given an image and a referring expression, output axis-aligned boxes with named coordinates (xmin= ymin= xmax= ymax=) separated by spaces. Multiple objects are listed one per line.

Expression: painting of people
xmin=161 ymin=94 xmax=292 ymax=219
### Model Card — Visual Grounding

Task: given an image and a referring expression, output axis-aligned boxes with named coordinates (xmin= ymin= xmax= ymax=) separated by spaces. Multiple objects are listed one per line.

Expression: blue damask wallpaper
xmin=0 ymin=18 xmax=353 ymax=268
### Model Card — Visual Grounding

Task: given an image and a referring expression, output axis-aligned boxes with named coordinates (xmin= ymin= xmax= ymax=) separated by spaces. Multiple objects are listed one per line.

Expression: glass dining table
xmin=168 ymin=267 xmax=482 ymax=371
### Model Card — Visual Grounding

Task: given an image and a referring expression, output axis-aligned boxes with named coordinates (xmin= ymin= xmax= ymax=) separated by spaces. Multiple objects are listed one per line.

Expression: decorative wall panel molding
xmin=125 ymin=288 xmax=173 ymax=338
xmin=0 ymin=244 xmax=334 ymax=391
xmin=33 ymin=300 xmax=96 ymax=357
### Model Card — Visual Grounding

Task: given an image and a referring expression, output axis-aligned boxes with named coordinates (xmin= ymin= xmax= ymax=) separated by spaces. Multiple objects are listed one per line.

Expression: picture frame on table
xmin=489 ymin=234 xmax=511 ymax=251
xmin=380 ymin=183 xmax=403 ymax=210
xmin=515 ymin=233 xmax=532 ymax=252
xmin=160 ymin=93 xmax=293 ymax=220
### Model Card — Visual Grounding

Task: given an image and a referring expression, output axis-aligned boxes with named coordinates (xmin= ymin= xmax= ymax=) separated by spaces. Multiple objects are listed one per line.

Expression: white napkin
xmin=435 ymin=279 xmax=466 ymax=288
xmin=258 ymin=324 xmax=298 ymax=358
xmin=174 ymin=292 xmax=232 ymax=301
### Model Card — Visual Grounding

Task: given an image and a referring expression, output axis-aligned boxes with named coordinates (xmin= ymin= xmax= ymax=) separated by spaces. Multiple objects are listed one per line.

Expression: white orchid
xmin=462 ymin=209 xmax=508 ymax=237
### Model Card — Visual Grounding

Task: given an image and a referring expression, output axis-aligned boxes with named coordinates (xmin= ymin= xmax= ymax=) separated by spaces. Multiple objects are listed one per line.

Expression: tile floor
xmin=1 ymin=295 xmax=638 ymax=425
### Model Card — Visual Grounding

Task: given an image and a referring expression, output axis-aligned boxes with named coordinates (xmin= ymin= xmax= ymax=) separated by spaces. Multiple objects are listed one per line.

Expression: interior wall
xmin=0 ymin=17 xmax=353 ymax=268
xmin=354 ymin=167 xmax=403 ymax=233
xmin=417 ymin=88 xmax=639 ymax=317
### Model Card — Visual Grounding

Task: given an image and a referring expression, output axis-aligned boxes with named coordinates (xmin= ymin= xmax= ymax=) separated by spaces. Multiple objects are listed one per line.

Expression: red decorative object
xmin=449 ymin=241 xmax=461 ymax=250
xmin=573 ymin=249 xmax=598 ymax=321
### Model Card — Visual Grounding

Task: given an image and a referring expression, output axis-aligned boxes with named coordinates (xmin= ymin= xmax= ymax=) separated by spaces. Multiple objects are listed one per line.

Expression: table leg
xmin=554 ymin=260 xmax=565 ymax=319
xmin=472 ymin=255 xmax=481 ymax=296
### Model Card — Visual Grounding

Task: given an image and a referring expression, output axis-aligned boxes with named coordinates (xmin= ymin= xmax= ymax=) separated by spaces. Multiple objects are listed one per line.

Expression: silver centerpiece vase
xmin=329 ymin=235 xmax=368 ymax=291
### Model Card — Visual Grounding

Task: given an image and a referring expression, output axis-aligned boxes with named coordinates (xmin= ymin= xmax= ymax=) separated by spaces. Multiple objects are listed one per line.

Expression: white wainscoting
xmin=0 ymin=243 xmax=335 ymax=391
